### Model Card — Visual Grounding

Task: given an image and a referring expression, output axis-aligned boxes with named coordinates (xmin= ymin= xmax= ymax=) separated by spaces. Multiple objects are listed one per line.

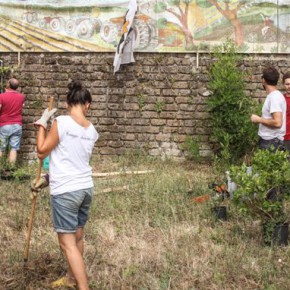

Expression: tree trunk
xmin=185 ymin=31 xmax=194 ymax=50
xmin=230 ymin=18 xmax=244 ymax=47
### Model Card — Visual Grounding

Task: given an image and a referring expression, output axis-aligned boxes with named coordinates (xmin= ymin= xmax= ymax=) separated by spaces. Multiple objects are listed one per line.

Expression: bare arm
xmin=37 ymin=120 xmax=59 ymax=159
xmin=251 ymin=112 xmax=283 ymax=128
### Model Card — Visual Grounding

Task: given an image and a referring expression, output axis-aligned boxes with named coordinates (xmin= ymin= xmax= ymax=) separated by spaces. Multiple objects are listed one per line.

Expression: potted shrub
xmin=208 ymin=180 xmax=230 ymax=221
xmin=191 ymin=178 xmax=230 ymax=221
xmin=230 ymin=149 xmax=290 ymax=246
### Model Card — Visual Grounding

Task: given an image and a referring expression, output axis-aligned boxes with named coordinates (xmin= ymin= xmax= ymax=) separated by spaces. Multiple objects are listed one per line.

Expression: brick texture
xmin=0 ymin=52 xmax=288 ymax=161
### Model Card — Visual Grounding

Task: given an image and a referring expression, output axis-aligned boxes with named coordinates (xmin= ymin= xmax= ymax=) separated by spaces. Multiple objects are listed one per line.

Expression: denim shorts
xmin=50 ymin=187 xmax=93 ymax=233
xmin=0 ymin=124 xmax=22 ymax=151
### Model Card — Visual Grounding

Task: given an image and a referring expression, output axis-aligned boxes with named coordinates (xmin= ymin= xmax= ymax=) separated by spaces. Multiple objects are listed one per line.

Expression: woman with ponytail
xmin=34 ymin=80 xmax=99 ymax=290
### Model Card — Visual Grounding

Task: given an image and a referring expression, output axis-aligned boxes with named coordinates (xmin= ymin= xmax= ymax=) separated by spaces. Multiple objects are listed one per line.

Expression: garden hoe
xmin=23 ymin=96 xmax=54 ymax=265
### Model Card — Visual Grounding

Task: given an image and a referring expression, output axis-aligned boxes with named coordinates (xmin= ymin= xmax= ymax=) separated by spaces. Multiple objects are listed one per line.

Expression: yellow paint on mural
xmin=91 ymin=7 xmax=100 ymax=18
xmin=195 ymin=0 xmax=239 ymax=27
xmin=188 ymin=3 xmax=206 ymax=30
xmin=122 ymin=21 xmax=129 ymax=34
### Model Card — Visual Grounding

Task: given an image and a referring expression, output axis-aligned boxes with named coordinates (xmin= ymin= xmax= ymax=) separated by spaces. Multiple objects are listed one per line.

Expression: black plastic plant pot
xmin=1 ymin=169 xmax=14 ymax=180
xmin=0 ymin=170 xmax=31 ymax=181
xmin=212 ymin=206 xmax=227 ymax=221
xmin=262 ymin=222 xmax=289 ymax=246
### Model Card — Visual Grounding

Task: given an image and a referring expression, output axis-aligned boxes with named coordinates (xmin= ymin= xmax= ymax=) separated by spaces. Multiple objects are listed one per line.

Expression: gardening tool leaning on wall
xmin=24 ymin=97 xmax=56 ymax=264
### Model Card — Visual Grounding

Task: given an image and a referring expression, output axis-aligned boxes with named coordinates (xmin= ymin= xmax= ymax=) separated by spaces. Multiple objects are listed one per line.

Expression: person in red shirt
xmin=0 ymin=78 xmax=25 ymax=164
xmin=283 ymin=72 xmax=290 ymax=151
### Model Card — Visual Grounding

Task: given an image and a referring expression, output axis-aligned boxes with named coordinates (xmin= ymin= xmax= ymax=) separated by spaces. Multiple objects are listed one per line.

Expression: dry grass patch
xmin=1 ymin=157 xmax=290 ymax=289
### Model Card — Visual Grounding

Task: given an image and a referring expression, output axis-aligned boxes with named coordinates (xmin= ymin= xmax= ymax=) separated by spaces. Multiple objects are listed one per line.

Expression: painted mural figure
xmin=261 ymin=15 xmax=272 ymax=36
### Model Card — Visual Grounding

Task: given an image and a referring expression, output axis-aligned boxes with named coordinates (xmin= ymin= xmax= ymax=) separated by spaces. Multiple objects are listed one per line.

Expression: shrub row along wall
xmin=0 ymin=52 xmax=289 ymax=162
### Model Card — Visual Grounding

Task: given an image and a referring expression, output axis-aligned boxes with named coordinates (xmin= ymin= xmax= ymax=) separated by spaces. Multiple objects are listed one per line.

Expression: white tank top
xmin=49 ymin=115 xmax=99 ymax=196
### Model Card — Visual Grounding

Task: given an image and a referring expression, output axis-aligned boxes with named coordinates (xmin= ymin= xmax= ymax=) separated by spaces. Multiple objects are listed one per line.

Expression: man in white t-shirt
xmin=251 ymin=66 xmax=286 ymax=151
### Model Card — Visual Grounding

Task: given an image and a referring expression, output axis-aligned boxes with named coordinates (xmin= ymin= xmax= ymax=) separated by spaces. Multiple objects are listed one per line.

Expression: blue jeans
xmin=0 ymin=124 xmax=22 ymax=151
xmin=50 ymin=187 xmax=93 ymax=233
xmin=258 ymin=137 xmax=285 ymax=151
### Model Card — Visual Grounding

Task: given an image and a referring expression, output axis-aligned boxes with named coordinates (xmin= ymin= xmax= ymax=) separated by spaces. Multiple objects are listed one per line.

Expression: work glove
xmin=30 ymin=174 xmax=49 ymax=192
xmin=34 ymin=108 xmax=57 ymax=129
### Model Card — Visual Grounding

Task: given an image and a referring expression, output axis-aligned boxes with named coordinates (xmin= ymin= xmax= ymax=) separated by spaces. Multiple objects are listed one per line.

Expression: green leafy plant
xmin=0 ymin=66 xmax=12 ymax=75
xmin=181 ymin=136 xmax=201 ymax=162
xmin=0 ymin=65 xmax=14 ymax=92
xmin=208 ymin=180 xmax=229 ymax=207
xmin=0 ymin=138 xmax=12 ymax=168
xmin=207 ymin=39 xmax=258 ymax=166
xmin=154 ymin=101 xmax=165 ymax=113
xmin=12 ymin=167 xmax=31 ymax=181
xmin=230 ymin=149 xmax=290 ymax=223
xmin=137 ymin=93 xmax=146 ymax=111
xmin=30 ymin=100 xmax=43 ymax=109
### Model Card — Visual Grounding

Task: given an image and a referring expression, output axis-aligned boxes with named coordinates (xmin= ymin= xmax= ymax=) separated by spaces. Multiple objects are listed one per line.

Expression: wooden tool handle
xmin=24 ymin=96 xmax=54 ymax=263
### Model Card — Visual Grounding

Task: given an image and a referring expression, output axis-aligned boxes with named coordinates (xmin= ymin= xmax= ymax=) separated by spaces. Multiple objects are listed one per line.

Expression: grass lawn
xmin=1 ymin=155 xmax=290 ymax=289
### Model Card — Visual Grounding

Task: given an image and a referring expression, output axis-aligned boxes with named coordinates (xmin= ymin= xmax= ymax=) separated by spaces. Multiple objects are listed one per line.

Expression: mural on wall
xmin=0 ymin=0 xmax=289 ymax=53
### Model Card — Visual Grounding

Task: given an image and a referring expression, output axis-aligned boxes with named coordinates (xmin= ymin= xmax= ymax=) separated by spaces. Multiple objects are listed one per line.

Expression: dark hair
xmin=283 ymin=71 xmax=290 ymax=83
xmin=67 ymin=80 xmax=92 ymax=106
xmin=262 ymin=66 xmax=280 ymax=86
xmin=9 ymin=78 xmax=19 ymax=90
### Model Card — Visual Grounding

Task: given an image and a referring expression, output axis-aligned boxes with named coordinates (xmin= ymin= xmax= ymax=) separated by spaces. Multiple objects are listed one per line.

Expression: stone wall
xmin=0 ymin=52 xmax=289 ymax=161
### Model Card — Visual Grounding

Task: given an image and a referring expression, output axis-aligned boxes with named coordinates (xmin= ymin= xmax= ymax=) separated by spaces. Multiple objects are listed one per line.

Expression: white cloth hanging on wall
xmin=113 ymin=0 xmax=138 ymax=74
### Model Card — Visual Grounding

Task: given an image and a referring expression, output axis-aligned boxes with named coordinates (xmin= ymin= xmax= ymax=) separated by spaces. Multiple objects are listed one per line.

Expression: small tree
xmin=207 ymin=39 xmax=258 ymax=166
xmin=154 ymin=0 xmax=194 ymax=50
xmin=195 ymin=0 xmax=246 ymax=46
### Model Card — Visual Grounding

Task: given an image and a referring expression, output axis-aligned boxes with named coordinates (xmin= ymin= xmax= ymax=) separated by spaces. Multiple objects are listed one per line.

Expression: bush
xmin=181 ymin=136 xmax=201 ymax=162
xmin=207 ymin=39 xmax=258 ymax=166
xmin=230 ymin=149 xmax=290 ymax=222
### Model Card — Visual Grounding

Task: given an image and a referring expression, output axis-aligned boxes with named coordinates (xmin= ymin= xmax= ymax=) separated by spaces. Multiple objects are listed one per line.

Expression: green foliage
xmin=207 ymin=39 xmax=258 ymax=164
xmin=0 ymin=65 xmax=13 ymax=92
xmin=0 ymin=139 xmax=12 ymax=168
xmin=270 ymin=46 xmax=278 ymax=53
xmin=154 ymin=0 xmax=193 ymax=13
xmin=218 ymin=133 xmax=231 ymax=168
xmin=196 ymin=0 xmax=249 ymax=9
xmin=30 ymin=100 xmax=43 ymax=109
xmin=195 ymin=0 xmax=212 ymax=8
xmin=168 ymin=0 xmax=180 ymax=5
xmin=154 ymin=2 xmax=167 ymax=13
xmin=209 ymin=181 xmax=229 ymax=207
xmin=159 ymin=271 xmax=171 ymax=290
xmin=11 ymin=167 xmax=31 ymax=181
xmin=181 ymin=136 xmax=201 ymax=162
xmin=157 ymin=18 xmax=167 ymax=29
xmin=230 ymin=149 xmax=290 ymax=222
xmin=154 ymin=101 xmax=165 ymax=113
xmin=0 ymin=66 xmax=12 ymax=75
xmin=137 ymin=93 xmax=146 ymax=111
